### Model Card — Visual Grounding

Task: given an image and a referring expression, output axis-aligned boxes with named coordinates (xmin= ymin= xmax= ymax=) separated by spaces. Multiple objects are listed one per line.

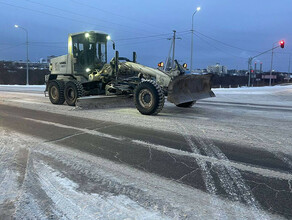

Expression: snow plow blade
xmin=167 ymin=74 xmax=215 ymax=105
xmin=76 ymin=95 xmax=133 ymax=109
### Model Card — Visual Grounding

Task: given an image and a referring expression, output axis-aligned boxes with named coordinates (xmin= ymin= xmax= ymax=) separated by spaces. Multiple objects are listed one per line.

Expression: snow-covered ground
xmin=0 ymin=85 xmax=45 ymax=92
xmin=0 ymin=85 xmax=292 ymax=219
xmin=1 ymin=85 xmax=291 ymax=154
xmin=0 ymin=129 xmax=284 ymax=219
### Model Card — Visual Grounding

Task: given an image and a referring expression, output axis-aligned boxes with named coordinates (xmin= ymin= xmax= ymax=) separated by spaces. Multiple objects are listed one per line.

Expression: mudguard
xmin=167 ymin=73 xmax=215 ymax=105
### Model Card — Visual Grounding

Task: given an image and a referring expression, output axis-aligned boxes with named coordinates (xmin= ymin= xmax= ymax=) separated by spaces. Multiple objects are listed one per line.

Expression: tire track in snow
xmin=175 ymin=123 xmax=228 ymax=219
xmin=176 ymin=121 xmax=269 ymax=220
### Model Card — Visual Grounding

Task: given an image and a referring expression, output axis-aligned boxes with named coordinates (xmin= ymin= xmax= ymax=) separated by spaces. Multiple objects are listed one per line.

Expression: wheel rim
xmin=66 ymin=87 xmax=75 ymax=101
xmin=139 ymin=89 xmax=154 ymax=109
xmin=50 ymin=86 xmax=59 ymax=100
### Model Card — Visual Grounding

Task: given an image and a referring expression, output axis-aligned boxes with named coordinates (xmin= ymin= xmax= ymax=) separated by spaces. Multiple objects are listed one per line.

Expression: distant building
xmin=193 ymin=69 xmax=207 ymax=74
xmin=207 ymin=63 xmax=227 ymax=75
xmin=0 ymin=60 xmax=49 ymax=71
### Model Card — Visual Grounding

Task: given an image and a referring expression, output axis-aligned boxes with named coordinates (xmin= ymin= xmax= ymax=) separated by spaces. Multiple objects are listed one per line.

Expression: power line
xmin=29 ymin=44 xmax=67 ymax=49
xmin=23 ymin=0 xmax=154 ymax=35
xmin=69 ymin=0 xmax=163 ymax=32
xmin=194 ymin=30 xmax=260 ymax=53
xmin=30 ymin=42 xmax=66 ymax=44
xmin=193 ymin=32 xmax=247 ymax=59
xmin=115 ymin=33 xmax=173 ymax=41
xmin=118 ymin=38 xmax=167 ymax=47
xmin=115 ymin=30 xmax=190 ymax=41
xmin=0 ymin=1 xmax=189 ymax=45
xmin=0 ymin=1 xmax=146 ymax=36
xmin=0 ymin=43 xmax=25 ymax=52
xmin=5 ymin=30 xmax=190 ymax=48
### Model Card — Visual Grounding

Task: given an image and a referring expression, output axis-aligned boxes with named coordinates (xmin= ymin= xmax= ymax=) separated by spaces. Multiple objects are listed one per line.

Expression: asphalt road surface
xmin=0 ymin=86 xmax=292 ymax=219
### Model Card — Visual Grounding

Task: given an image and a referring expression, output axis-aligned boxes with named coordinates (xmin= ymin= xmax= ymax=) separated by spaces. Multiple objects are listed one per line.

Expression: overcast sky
xmin=0 ymin=0 xmax=291 ymax=71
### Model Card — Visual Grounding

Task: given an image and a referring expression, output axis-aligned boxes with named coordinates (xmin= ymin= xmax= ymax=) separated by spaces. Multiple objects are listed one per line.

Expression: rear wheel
xmin=134 ymin=80 xmax=165 ymax=115
xmin=48 ymin=80 xmax=65 ymax=105
xmin=64 ymin=80 xmax=84 ymax=106
xmin=176 ymin=101 xmax=196 ymax=108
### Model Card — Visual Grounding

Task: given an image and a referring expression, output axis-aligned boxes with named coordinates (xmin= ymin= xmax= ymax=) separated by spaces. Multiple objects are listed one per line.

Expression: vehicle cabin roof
xmin=69 ymin=31 xmax=109 ymax=37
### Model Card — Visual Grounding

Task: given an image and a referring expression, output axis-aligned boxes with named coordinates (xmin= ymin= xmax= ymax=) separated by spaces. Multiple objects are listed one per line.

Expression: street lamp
xmin=269 ymin=42 xmax=277 ymax=86
xmin=190 ymin=6 xmax=201 ymax=72
xmin=14 ymin=24 xmax=29 ymax=85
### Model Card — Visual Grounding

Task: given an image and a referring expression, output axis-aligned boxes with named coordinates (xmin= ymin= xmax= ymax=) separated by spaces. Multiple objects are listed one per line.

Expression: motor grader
xmin=45 ymin=31 xmax=214 ymax=115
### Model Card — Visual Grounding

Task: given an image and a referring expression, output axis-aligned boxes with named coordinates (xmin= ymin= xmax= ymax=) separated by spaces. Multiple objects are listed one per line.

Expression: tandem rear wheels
xmin=48 ymin=80 xmax=84 ymax=106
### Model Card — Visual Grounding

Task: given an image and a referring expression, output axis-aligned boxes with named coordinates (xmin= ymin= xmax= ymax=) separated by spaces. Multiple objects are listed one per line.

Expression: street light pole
xmin=15 ymin=25 xmax=29 ymax=85
xmin=248 ymin=57 xmax=252 ymax=87
xmin=288 ymin=54 xmax=291 ymax=75
xmin=269 ymin=42 xmax=277 ymax=86
xmin=190 ymin=6 xmax=201 ymax=72
xmin=247 ymin=44 xmax=280 ymax=87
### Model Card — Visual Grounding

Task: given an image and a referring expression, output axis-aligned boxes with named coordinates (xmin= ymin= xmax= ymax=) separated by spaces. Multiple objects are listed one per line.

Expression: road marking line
xmin=23 ymin=118 xmax=123 ymax=141
xmin=23 ymin=117 xmax=292 ymax=181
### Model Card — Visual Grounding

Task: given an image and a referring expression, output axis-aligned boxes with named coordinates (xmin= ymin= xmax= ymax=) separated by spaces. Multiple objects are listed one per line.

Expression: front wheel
xmin=64 ymin=80 xmax=84 ymax=106
xmin=176 ymin=101 xmax=196 ymax=108
xmin=134 ymin=80 xmax=165 ymax=115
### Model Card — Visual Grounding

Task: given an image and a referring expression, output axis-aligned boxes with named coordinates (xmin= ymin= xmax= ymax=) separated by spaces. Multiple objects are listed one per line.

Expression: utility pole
xmin=171 ymin=30 xmax=176 ymax=69
xmin=166 ymin=30 xmax=181 ymax=70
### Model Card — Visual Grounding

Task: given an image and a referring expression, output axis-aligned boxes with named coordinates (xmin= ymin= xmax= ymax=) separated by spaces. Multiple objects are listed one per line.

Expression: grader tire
xmin=64 ymin=80 xmax=84 ymax=106
xmin=134 ymin=80 xmax=165 ymax=115
xmin=48 ymin=80 xmax=65 ymax=105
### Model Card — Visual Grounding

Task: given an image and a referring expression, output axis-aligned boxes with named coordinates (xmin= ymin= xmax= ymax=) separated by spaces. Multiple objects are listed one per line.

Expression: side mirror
xmin=113 ymin=43 xmax=116 ymax=50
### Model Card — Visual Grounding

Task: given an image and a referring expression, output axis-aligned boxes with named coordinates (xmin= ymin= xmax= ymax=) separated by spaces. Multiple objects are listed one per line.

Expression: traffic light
xmin=280 ymin=40 xmax=285 ymax=48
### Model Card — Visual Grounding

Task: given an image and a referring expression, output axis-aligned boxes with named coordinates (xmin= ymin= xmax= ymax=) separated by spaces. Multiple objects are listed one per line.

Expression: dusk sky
xmin=0 ymin=0 xmax=291 ymax=71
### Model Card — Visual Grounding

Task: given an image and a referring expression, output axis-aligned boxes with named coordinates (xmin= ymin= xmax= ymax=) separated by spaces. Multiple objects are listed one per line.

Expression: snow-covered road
xmin=0 ymin=85 xmax=292 ymax=219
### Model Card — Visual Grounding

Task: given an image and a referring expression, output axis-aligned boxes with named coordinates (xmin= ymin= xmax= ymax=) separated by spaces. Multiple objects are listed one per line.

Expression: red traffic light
xmin=280 ymin=40 xmax=285 ymax=48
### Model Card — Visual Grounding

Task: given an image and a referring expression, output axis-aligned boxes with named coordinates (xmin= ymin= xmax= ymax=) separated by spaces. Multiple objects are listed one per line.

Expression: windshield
xmin=72 ymin=33 xmax=107 ymax=73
